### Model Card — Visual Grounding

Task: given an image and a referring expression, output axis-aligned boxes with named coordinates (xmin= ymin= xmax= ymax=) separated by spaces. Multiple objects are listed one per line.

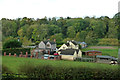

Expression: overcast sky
xmin=0 ymin=0 xmax=119 ymax=19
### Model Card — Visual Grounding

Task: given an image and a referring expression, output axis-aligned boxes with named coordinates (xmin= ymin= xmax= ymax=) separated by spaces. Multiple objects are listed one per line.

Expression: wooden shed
xmin=84 ymin=50 xmax=102 ymax=56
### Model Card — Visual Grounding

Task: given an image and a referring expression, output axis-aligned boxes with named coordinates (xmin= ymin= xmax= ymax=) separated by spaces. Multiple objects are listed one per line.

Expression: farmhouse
xmin=58 ymin=40 xmax=79 ymax=50
xmin=38 ymin=40 xmax=56 ymax=53
xmin=58 ymin=49 xmax=82 ymax=60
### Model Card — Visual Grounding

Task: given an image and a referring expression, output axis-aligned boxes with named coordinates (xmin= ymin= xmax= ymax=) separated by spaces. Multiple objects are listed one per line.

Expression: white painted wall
xmin=38 ymin=41 xmax=45 ymax=49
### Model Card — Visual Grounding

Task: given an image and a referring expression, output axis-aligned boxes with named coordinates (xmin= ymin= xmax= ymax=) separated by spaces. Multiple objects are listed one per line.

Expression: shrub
xmin=2 ymin=65 xmax=12 ymax=74
xmin=18 ymin=63 xmax=120 ymax=79
xmin=35 ymin=41 xmax=40 ymax=45
xmin=3 ymin=39 xmax=22 ymax=49
xmin=98 ymin=38 xmax=119 ymax=46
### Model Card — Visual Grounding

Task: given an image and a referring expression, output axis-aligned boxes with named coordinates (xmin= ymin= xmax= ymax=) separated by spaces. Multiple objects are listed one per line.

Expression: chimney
xmin=54 ymin=39 xmax=56 ymax=42
xmin=67 ymin=41 xmax=69 ymax=43
xmin=72 ymin=40 xmax=74 ymax=41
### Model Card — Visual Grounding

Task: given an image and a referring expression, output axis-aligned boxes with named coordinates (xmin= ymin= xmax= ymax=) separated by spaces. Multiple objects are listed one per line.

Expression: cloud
xmin=0 ymin=0 xmax=119 ymax=19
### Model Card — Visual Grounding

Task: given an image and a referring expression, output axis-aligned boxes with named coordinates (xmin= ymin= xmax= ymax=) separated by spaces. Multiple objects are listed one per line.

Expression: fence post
xmin=30 ymin=55 xmax=32 ymax=58
xmin=31 ymin=52 xmax=33 ymax=57
xmin=14 ymin=53 xmax=16 ymax=57
xmin=9 ymin=53 xmax=11 ymax=56
xmin=4 ymin=52 xmax=6 ymax=56
xmin=20 ymin=52 xmax=23 ymax=57
xmin=26 ymin=52 xmax=28 ymax=58
xmin=19 ymin=54 xmax=21 ymax=57
xmin=36 ymin=52 xmax=38 ymax=59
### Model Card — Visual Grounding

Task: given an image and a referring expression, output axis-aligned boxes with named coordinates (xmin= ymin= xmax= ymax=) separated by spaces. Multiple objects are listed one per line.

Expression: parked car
xmin=44 ymin=54 xmax=49 ymax=59
xmin=49 ymin=55 xmax=55 ymax=59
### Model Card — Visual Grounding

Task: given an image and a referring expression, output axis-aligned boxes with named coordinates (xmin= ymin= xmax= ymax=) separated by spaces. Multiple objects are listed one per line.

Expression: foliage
xmin=79 ymin=44 xmax=82 ymax=49
xmin=22 ymin=36 xmax=32 ymax=46
xmin=2 ymin=13 xmax=120 ymax=46
xmin=98 ymin=38 xmax=119 ymax=46
xmin=3 ymin=38 xmax=22 ymax=49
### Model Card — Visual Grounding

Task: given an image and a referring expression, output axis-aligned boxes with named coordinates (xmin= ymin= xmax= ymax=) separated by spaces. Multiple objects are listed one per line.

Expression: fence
xmin=76 ymin=57 xmax=95 ymax=62
xmin=3 ymin=52 xmax=39 ymax=59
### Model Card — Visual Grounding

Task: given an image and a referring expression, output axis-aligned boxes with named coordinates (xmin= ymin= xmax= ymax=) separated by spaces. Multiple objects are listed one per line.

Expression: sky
xmin=0 ymin=0 xmax=120 ymax=19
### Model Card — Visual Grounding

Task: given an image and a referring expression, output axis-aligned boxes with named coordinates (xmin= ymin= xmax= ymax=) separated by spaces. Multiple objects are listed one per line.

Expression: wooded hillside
xmin=1 ymin=12 xmax=120 ymax=46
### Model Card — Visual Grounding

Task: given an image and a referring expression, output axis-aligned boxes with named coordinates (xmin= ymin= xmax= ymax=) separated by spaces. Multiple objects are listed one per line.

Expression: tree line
xmin=1 ymin=12 xmax=120 ymax=46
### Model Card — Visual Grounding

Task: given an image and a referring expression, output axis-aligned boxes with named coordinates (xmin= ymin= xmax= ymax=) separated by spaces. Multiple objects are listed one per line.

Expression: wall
xmin=58 ymin=44 xmax=68 ymax=50
xmin=38 ymin=41 xmax=45 ymax=49
xmin=61 ymin=55 xmax=74 ymax=60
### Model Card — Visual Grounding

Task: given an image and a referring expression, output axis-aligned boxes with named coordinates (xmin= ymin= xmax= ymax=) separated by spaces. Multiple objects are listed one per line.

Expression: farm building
xmin=58 ymin=49 xmax=82 ymax=60
xmin=96 ymin=55 xmax=117 ymax=64
xmin=84 ymin=50 xmax=102 ymax=56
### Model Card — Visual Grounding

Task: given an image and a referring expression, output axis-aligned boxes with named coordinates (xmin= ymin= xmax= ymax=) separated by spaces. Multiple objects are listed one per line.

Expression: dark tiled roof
xmin=43 ymin=40 xmax=56 ymax=45
xmin=96 ymin=55 xmax=115 ymax=59
xmin=60 ymin=49 xmax=79 ymax=55
xmin=65 ymin=43 xmax=70 ymax=46
xmin=71 ymin=41 xmax=78 ymax=45
xmin=85 ymin=50 xmax=101 ymax=53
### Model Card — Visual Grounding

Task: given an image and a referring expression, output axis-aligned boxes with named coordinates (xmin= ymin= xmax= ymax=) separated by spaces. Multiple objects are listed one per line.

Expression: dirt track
xmin=90 ymin=46 xmax=116 ymax=49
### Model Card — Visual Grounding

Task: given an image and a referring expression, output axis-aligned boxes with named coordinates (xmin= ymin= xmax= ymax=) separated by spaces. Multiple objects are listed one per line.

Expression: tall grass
xmin=17 ymin=62 xmax=120 ymax=79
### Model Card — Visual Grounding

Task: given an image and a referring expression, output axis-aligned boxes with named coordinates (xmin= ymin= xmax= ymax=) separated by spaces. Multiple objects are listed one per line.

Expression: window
xmin=46 ymin=44 xmax=50 ymax=47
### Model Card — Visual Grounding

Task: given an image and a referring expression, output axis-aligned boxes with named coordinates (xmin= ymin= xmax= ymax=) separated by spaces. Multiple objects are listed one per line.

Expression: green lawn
xmin=81 ymin=46 xmax=118 ymax=58
xmin=2 ymin=56 xmax=119 ymax=73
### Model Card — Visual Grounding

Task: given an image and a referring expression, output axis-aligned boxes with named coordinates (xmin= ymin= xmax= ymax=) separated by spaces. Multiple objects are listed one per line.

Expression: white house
xmin=58 ymin=49 xmax=82 ymax=60
xmin=38 ymin=40 xmax=56 ymax=52
xmin=58 ymin=40 xmax=79 ymax=51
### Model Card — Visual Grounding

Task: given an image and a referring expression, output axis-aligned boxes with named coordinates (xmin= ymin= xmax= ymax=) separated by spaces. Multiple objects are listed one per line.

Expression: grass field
xmin=2 ymin=46 xmax=120 ymax=79
xmin=2 ymin=56 xmax=119 ymax=73
xmin=81 ymin=46 xmax=119 ymax=58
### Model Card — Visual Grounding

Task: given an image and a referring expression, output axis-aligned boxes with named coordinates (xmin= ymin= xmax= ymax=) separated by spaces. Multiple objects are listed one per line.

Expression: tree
xmin=3 ymin=38 xmax=22 ymax=49
xmin=22 ymin=36 xmax=32 ymax=46
xmin=106 ymin=20 xmax=118 ymax=38
xmin=85 ymin=31 xmax=98 ymax=45
xmin=67 ymin=26 xmax=76 ymax=38
xmin=75 ymin=31 xmax=87 ymax=42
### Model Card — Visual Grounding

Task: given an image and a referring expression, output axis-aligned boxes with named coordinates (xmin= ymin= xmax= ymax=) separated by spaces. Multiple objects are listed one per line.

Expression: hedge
xmin=2 ymin=48 xmax=31 ymax=56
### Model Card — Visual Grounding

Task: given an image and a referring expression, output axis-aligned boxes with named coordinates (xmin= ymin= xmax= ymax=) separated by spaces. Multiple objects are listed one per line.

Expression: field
xmin=2 ymin=46 xmax=120 ymax=79
xmin=2 ymin=56 xmax=118 ymax=73
xmin=82 ymin=46 xmax=119 ymax=58
xmin=2 ymin=56 xmax=120 ymax=79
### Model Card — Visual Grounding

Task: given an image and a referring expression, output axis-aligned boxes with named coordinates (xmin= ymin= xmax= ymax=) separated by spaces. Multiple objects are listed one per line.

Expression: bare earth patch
xmin=90 ymin=46 xmax=116 ymax=49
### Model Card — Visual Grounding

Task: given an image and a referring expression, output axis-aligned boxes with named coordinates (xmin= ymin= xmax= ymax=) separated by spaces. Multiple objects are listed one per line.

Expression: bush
xmin=98 ymin=38 xmax=119 ymax=46
xmin=18 ymin=63 xmax=120 ymax=79
xmin=35 ymin=41 xmax=40 ymax=45
xmin=2 ymin=65 xmax=12 ymax=74
xmin=3 ymin=39 xmax=22 ymax=49
xmin=2 ymin=48 xmax=31 ymax=56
